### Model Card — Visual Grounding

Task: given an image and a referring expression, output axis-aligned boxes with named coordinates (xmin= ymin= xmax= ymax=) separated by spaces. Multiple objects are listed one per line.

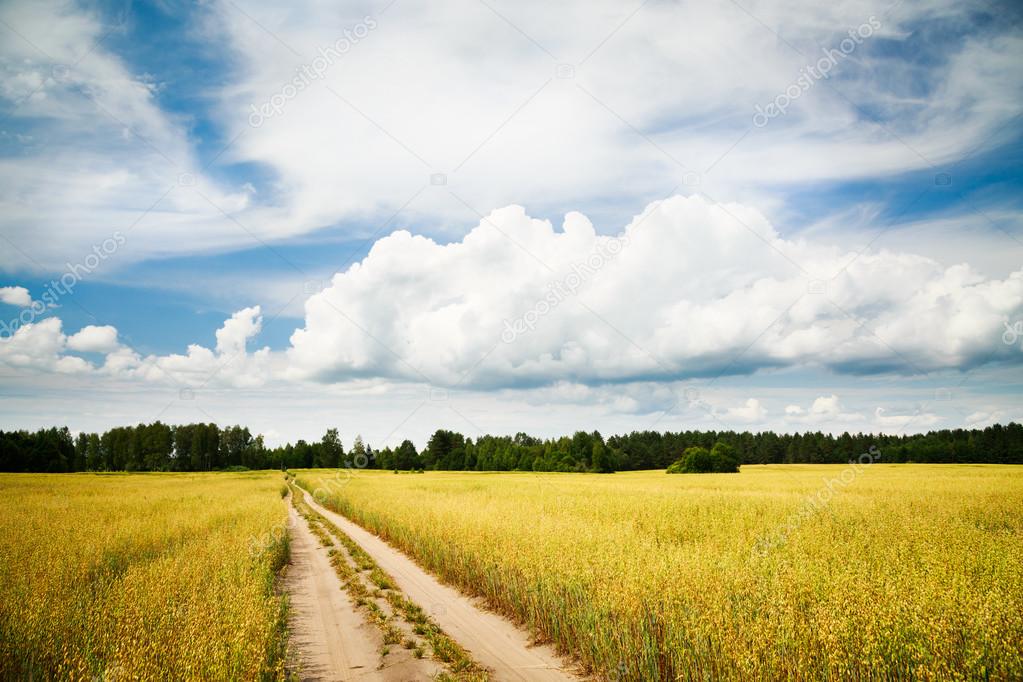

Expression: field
xmin=0 ymin=472 xmax=290 ymax=680
xmin=298 ymin=465 xmax=1023 ymax=681
xmin=2 ymin=466 xmax=1020 ymax=681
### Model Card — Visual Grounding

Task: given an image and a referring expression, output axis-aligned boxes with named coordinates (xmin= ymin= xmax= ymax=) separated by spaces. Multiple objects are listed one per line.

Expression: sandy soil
xmin=297 ymin=485 xmax=580 ymax=681
xmin=283 ymin=503 xmax=441 ymax=681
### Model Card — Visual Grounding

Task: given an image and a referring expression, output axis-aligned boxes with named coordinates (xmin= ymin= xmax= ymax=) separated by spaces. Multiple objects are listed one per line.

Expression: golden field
xmin=298 ymin=465 xmax=1023 ymax=681
xmin=0 ymin=472 xmax=290 ymax=681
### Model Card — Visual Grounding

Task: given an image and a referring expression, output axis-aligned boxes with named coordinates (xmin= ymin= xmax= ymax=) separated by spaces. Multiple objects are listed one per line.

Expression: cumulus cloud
xmin=874 ymin=407 xmax=941 ymax=430
xmin=1 ymin=1 xmax=1021 ymax=440
xmin=0 ymin=318 xmax=90 ymax=373
xmin=287 ymin=195 xmax=1023 ymax=388
xmin=720 ymin=398 xmax=768 ymax=424
xmin=4 ymin=195 xmax=1023 ymax=400
xmin=961 ymin=409 xmax=1023 ymax=429
xmin=0 ymin=307 xmax=273 ymax=388
xmin=785 ymin=394 xmax=865 ymax=425
xmin=0 ymin=286 xmax=32 ymax=307
xmin=215 ymin=305 xmax=263 ymax=356
xmin=515 ymin=380 xmax=679 ymax=416
xmin=66 ymin=325 xmax=119 ymax=353
xmin=108 ymin=307 xmax=273 ymax=388
xmin=964 ymin=410 xmax=999 ymax=427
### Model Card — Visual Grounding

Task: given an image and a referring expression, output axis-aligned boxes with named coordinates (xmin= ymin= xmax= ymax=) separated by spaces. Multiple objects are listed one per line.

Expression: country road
xmin=284 ymin=502 xmax=442 ymax=681
xmin=295 ymin=484 xmax=581 ymax=682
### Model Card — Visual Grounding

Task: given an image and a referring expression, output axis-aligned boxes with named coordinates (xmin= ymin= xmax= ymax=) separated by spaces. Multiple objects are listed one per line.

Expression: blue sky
xmin=1 ymin=0 xmax=1021 ymax=446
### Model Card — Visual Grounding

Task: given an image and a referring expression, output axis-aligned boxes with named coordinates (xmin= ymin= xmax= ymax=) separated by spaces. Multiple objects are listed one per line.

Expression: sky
xmin=0 ymin=0 xmax=1021 ymax=448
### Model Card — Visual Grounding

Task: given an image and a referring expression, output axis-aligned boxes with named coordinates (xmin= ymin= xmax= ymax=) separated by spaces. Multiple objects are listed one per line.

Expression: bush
xmin=667 ymin=442 xmax=740 ymax=474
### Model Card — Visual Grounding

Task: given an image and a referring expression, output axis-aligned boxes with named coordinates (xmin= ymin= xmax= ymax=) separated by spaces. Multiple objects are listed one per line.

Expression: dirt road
xmin=296 ymin=484 xmax=580 ymax=681
xmin=283 ymin=503 xmax=441 ymax=681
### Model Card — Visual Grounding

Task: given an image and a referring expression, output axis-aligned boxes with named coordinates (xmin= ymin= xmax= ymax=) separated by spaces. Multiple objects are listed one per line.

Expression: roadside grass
xmin=0 ymin=472 xmax=291 ymax=680
xmin=297 ymin=465 xmax=1023 ymax=680
xmin=289 ymin=483 xmax=488 ymax=680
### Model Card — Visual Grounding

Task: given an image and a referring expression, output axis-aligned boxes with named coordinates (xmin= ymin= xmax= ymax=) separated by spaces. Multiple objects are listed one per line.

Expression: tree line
xmin=1 ymin=421 xmax=1021 ymax=473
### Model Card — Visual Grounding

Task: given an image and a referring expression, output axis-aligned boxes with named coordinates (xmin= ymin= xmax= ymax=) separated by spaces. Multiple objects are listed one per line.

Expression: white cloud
xmin=3 ymin=0 xmax=1020 ymax=272
xmin=215 ymin=305 xmax=262 ymax=356
xmin=108 ymin=306 xmax=274 ymax=388
xmin=211 ymin=0 xmax=1022 ymax=241
xmin=0 ymin=317 xmax=90 ymax=373
xmin=961 ymin=409 xmax=1023 ymax=429
xmin=785 ymin=394 xmax=865 ymax=425
xmin=964 ymin=410 xmax=994 ymax=426
xmin=874 ymin=407 xmax=940 ymax=431
xmin=720 ymin=398 xmax=768 ymax=424
xmin=287 ymin=195 xmax=1023 ymax=388
xmin=0 ymin=286 xmax=32 ymax=307
xmin=1 ymin=307 xmax=273 ymax=388
xmin=1 ymin=0 xmax=1020 ymax=441
xmin=4 ymin=195 xmax=1023 ymax=400
xmin=0 ymin=0 xmax=258 ymax=272
xmin=513 ymin=380 xmax=678 ymax=416
xmin=66 ymin=325 xmax=119 ymax=353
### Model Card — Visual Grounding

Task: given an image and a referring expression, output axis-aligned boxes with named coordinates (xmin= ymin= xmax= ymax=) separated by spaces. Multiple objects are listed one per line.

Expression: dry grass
xmin=299 ymin=464 xmax=1023 ymax=680
xmin=289 ymin=482 xmax=487 ymax=679
xmin=0 ymin=472 xmax=290 ymax=681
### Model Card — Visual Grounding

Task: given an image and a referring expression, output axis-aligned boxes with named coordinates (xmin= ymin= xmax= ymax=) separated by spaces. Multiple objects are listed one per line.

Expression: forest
xmin=1 ymin=421 xmax=1021 ymax=473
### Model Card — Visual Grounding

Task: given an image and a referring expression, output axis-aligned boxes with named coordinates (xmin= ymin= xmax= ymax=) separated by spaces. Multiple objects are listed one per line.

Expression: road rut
xmin=297 ymin=484 xmax=580 ymax=681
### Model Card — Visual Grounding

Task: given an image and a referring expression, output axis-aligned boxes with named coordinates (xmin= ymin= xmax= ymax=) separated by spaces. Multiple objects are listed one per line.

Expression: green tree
xmin=591 ymin=440 xmax=615 ymax=473
xmin=74 ymin=433 xmax=88 ymax=471
xmin=710 ymin=441 xmax=740 ymax=473
xmin=350 ymin=434 xmax=367 ymax=468
xmin=375 ymin=446 xmax=394 ymax=470
xmin=394 ymin=439 xmax=420 ymax=471
xmin=319 ymin=428 xmax=344 ymax=468
xmin=424 ymin=429 xmax=466 ymax=470
xmin=85 ymin=433 xmax=101 ymax=471
xmin=667 ymin=442 xmax=740 ymax=474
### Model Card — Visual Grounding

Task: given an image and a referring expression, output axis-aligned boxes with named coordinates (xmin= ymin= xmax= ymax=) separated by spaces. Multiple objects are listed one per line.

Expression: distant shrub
xmin=667 ymin=442 xmax=740 ymax=474
xmin=222 ymin=465 xmax=250 ymax=472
